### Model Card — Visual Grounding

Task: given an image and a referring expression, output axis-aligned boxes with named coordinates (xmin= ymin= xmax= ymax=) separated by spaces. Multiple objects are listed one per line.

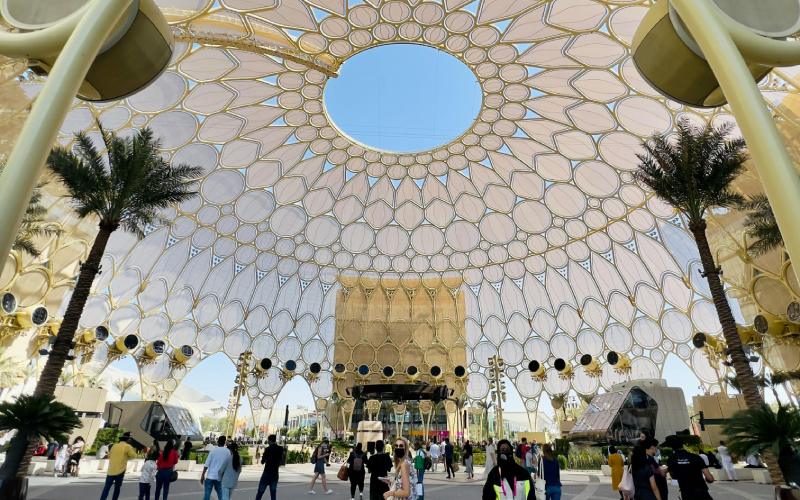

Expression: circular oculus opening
xmin=324 ymin=43 xmax=482 ymax=153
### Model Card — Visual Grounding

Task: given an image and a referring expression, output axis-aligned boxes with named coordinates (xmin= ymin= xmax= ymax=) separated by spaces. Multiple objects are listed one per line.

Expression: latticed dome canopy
xmin=22 ymin=0 xmax=778 ymax=412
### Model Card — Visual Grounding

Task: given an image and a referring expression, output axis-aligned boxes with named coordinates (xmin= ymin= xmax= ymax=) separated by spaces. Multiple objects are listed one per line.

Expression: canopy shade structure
xmin=7 ymin=0 xmax=782 ymax=414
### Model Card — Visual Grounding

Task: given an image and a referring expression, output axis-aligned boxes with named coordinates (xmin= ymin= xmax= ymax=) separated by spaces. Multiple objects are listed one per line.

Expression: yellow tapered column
xmin=670 ymin=0 xmax=800 ymax=280
xmin=0 ymin=0 xmax=133 ymax=261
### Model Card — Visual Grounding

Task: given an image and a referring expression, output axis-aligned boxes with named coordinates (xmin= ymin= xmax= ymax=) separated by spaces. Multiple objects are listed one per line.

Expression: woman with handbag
xmin=382 ymin=437 xmax=417 ymax=500
xmin=608 ymin=446 xmax=625 ymax=499
xmin=539 ymin=444 xmax=562 ymax=500
xmin=154 ymin=439 xmax=179 ymax=500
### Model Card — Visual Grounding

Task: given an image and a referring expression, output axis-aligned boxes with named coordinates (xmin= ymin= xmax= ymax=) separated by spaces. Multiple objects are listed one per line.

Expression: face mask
xmin=498 ymin=452 xmax=510 ymax=463
xmin=394 ymin=448 xmax=405 ymax=459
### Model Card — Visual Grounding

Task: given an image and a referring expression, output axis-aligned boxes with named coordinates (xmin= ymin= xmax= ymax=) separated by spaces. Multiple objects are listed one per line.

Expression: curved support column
xmin=418 ymin=400 xmax=434 ymax=440
xmin=670 ymin=0 xmax=800 ymax=283
xmin=0 ymin=0 xmax=135 ymax=262
xmin=392 ymin=403 xmax=406 ymax=439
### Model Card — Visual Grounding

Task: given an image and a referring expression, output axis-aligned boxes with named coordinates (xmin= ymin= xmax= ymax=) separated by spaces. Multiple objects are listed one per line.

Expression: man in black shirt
xmin=444 ymin=438 xmax=455 ymax=479
xmin=664 ymin=435 xmax=715 ymax=500
xmin=366 ymin=440 xmax=392 ymax=500
xmin=256 ymin=434 xmax=284 ymax=500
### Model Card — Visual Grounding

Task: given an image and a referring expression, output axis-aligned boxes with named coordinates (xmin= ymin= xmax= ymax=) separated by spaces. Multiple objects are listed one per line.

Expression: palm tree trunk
xmin=34 ymin=224 xmax=114 ymax=397
xmin=4 ymin=224 xmax=115 ymax=483
xmin=690 ymin=221 xmax=763 ymax=408
xmin=689 ymin=220 xmax=785 ymax=484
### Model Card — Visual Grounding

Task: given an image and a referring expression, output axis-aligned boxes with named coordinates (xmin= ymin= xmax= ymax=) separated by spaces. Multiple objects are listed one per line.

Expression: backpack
xmin=424 ymin=456 xmax=432 ymax=471
xmin=311 ymin=446 xmax=319 ymax=464
xmin=414 ymin=450 xmax=425 ymax=471
xmin=352 ymin=453 xmax=363 ymax=472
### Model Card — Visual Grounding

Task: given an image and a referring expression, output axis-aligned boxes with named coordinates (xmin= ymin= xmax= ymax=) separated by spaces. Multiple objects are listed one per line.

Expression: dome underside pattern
xmin=32 ymin=0 xmax=771 ymax=408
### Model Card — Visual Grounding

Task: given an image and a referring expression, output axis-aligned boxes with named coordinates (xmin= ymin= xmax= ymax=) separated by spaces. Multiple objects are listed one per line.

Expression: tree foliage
xmin=635 ymin=118 xmax=747 ymax=224
xmin=0 ymin=394 xmax=80 ymax=443
xmin=722 ymin=405 xmax=800 ymax=458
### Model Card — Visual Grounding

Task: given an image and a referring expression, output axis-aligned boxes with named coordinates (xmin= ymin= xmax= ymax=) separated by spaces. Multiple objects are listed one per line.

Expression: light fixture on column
xmin=0 ymin=0 xmax=173 ymax=102
xmin=631 ymin=0 xmax=798 ymax=107
xmin=108 ymin=333 xmax=139 ymax=360
xmin=170 ymin=344 xmax=193 ymax=367
xmin=528 ymin=360 xmax=545 ymax=380
xmin=138 ymin=340 xmax=166 ymax=364
xmin=579 ymin=354 xmax=602 ymax=378
xmin=606 ymin=351 xmax=631 ymax=375
xmin=553 ymin=358 xmax=573 ymax=380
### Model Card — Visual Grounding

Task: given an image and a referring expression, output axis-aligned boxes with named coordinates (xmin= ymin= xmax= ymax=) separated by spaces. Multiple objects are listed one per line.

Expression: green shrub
xmin=556 ymin=454 xmax=568 ymax=470
xmin=566 ymin=446 xmax=605 ymax=470
xmin=554 ymin=438 xmax=570 ymax=457
xmin=287 ymin=450 xmax=310 ymax=464
xmin=88 ymin=427 xmax=128 ymax=455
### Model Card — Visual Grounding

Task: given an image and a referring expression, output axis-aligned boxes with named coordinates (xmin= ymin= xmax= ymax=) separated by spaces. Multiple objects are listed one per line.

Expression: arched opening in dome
xmin=174 ymin=352 xmax=243 ymax=433
xmin=272 ymin=376 xmax=316 ymax=437
xmin=323 ymin=43 xmax=482 ymax=153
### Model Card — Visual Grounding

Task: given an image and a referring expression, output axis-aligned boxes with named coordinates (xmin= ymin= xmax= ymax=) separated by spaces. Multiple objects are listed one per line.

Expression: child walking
xmin=139 ymin=451 xmax=158 ymax=500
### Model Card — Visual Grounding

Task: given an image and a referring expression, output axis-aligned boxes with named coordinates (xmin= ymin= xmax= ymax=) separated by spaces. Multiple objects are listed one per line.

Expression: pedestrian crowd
xmin=82 ymin=431 xmax=751 ymax=500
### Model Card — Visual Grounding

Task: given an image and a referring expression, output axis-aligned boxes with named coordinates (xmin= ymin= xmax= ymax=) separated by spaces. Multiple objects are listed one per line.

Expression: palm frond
xmin=48 ymin=127 xmax=201 ymax=235
xmin=0 ymin=163 xmax=59 ymax=257
xmin=739 ymin=194 xmax=783 ymax=256
xmin=722 ymin=405 xmax=800 ymax=458
xmin=771 ymin=370 xmax=800 ymax=385
xmin=635 ymin=118 xmax=748 ymax=225
xmin=0 ymin=394 xmax=81 ymax=443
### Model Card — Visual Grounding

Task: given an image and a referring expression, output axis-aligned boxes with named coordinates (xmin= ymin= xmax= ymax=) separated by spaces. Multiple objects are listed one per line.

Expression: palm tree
xmin=771 ymin=371 xmax=800 ymax=408
xmin=0 ymin=127 xmax=202 ymax=483
xmin=112 ymin=377 xmax=136 ymax=401
xmin=740 ymin=194 xmax=783 ymax=256
xmin=727 ymin=373 xmax=783 ymax=405
xmin=723 ymin=405 xmax=800 ymax=486
xmin=1 ymin=164 xmax=61 ymax=258
xmin=34 ymin=126 xmax=201 ymax=399
xmin=636 ymin=120 xmax=764 ymax=409
xmin=0 ymin=394 xmax=81 ymax=496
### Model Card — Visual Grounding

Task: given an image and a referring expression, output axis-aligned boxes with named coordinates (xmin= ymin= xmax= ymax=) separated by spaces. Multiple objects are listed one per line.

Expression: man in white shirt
xmin=718 ymin=440 xmax=737 ymax=481
xmin=429 ymin=441 xmax=440 ymax=472
xmin=201 ymin=436 xmax=231 ymax=500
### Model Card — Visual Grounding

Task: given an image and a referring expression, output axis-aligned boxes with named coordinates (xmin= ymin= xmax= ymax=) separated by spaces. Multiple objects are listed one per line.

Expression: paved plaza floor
xmin=27 ymin=464 xmax=778 ymax=500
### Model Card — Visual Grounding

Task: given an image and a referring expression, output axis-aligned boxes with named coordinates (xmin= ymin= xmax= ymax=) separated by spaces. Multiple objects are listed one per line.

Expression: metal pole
xmin=0 ymin=0 xmax=134 ymax=261
xmin=670 ymin=0 xmax=800 ymax=282
xmin=229 ymin=351 xmax=250 ymax=438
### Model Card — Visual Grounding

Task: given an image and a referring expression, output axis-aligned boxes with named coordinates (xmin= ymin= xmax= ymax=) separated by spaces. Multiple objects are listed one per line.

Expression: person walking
xmin=538 ymin=444 xmax=562 ymax=500
xmin=463 ymin=440 xmax=474 ymax=480
xmin=99 ymin=432 xmax=137 ymax=500
xmin=139 ymin=451 xmax=157 ymax=500
xmin=366 ymin=440 xmax=392 ymax=500
xmin=644 ymin=439 xmax=667 ymax=500
xmin=347 ymin=443 xmax=366 ymax=500
xmin=69 ymin=436 xmax=85 ymax=476
xmin=413 ymin=441 xmax=427 ymax=487
xmin=154 ymin=439 xmax=179 ymax=500
xmin=181 ymin=438 xmax=192 ymax=461
xmin=219 ymin=442 xmax=242 ymax=500
xmin=383 ymin=437 xmax=417 ymax=500
xmin=481 ymin=439 xmax=536 ymax=500
xmin=309 ymin=437 xmax=334 ymax=495
xmin=443 ymin=439 xmax=454 ymax=479
xmin=201 ymin=436 xmax=230 ymax=500
xmin=717 ymin=441 xmax=737 ymax=481
xmin=256 ymin=434 xmax=284 ymax=500
xmin=428 ymin=441 xmax=440 ymax=472
xmin=664 ymin=435 xmax=714 ymax=500
xmin=608 ymin=446 xmax=625 ymax=499
xmin=631 ymin=444 xmax=662 ymax=500
xmin=483 ymin=438 xmax=496 ymax=479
